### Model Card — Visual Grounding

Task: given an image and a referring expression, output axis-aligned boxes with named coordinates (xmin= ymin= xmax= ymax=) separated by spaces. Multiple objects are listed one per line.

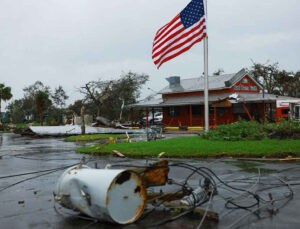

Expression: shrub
xmin=202 ymin=120 xmax=267 ymax=141
xmin=264 ymin=119 xmax=300 ymax=139
xmin=46 ymin=118 xmax=58 ymax=126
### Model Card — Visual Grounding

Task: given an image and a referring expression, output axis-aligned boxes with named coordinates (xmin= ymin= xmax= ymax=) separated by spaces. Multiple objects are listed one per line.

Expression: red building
xmin=132 ymin=69 xmax=300 ymax=127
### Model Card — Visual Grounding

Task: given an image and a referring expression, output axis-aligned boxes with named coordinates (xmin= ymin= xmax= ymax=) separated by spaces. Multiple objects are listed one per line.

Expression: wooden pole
xmin=270 ymin=103 xmax=273 ymax=122
xmin=189 ymin=105 xmax=193 ymax=126
xmin=152 ymin=108 xmax=155 ymax=124
xmin=242 ymin=103 xmax=253 ymax=121
xmin=146 ymin=108 xmax=149 ymax=127
xmin=214 ymin=106 xmax=217 ymax=128
xmin=263 ymin=102 xmax=266 ymax=124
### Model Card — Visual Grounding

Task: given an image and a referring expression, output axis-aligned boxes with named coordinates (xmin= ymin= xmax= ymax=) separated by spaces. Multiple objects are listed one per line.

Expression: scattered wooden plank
xmin=112 ymin=150 xmax=125 ymax=158
xmin=163 ymin=201 xmax=219 ymax=221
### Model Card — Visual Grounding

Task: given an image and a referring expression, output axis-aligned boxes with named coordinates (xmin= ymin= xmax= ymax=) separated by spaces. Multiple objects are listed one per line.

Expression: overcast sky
xmin=1 ymin=0 xmax=300 ymax=108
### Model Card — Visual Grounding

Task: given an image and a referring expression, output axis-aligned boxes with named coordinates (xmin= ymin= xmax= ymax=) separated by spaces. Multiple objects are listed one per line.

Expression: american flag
xmin=152 ymin=0 xmax=207 ymax=69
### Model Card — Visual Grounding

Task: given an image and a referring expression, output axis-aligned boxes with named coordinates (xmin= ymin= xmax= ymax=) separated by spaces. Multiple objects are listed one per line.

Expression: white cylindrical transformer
xmin=54 ymin=165 xmax=147 ymax=224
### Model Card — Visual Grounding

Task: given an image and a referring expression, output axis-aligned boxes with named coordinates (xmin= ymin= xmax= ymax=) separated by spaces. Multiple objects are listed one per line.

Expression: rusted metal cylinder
xmin=55 ymin=165 xmax=146 ymax=224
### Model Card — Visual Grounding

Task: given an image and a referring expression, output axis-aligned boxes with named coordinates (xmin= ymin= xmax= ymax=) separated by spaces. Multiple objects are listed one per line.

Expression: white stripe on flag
xmin=154 ymin=15 xmax=180 ymax=40
xmin=156 ymin=28 xmax=207 ymax=67
xmin=153 ymin=16 xmax=205 ymax=58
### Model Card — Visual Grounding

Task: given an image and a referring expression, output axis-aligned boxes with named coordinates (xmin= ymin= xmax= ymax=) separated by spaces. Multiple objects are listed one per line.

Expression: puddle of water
xmin=225 ymin=160 xmax=278 ymax=173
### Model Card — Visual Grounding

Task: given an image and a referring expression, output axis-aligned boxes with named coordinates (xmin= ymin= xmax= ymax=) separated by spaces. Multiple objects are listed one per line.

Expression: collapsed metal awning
xmin=29 ymin=125 xmax=144 ymax=136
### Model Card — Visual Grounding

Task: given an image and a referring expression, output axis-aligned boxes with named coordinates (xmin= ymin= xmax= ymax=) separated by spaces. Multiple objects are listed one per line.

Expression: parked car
xmin=142 ymin=112 xmax=163 ymax=124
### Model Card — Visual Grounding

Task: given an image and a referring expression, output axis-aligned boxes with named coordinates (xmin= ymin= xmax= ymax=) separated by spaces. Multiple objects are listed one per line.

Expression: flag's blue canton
xmin=180 ymin=0 xmax=205 ymax=29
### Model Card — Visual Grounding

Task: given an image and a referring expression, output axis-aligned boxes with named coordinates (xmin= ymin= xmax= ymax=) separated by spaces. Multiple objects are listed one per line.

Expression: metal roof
xmin=131 ymin=93 xmax=300 ymax=108
xmin=130 ymin=97 xmax=163 ymax=108
xmin=159 ymin=68 xmax=262 ymax=94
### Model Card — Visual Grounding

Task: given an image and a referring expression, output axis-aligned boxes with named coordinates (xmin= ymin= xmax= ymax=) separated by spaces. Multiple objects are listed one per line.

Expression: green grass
xmin=15 ymin=123 xmax=29 ymax=129
xmin=66 ymin=134 xmax=127 ymax=142
xmin=0 ymin=130 xmax=13 ymax=133
xmin=15 ymin=122 xmax=41 ymax=129
xmin=77 ymin=136 xmax=300 ymax=158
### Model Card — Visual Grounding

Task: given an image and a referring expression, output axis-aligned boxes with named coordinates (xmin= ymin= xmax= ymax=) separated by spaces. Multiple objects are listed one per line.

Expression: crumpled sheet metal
xmin=143 ymin=160 xmax=169 ymax=187
xmin=29 ymin=125 xmax=144 ymax=136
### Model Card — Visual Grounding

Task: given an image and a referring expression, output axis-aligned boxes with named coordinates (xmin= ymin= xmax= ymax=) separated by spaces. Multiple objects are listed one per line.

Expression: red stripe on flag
xmin=153 ymin=21 xmax=183 ymax=48
xmin=155 ymin=14 xmax=180 ymax=39
xmin=157 ymin=33 xmax=206 ymax=69
xmin=152 ymin=25 xmax=185 ymax=54
xmin=154 ymin=26 xmax=206 ymax=65
xmin=153 ymin=18 xmax=205 ymax=59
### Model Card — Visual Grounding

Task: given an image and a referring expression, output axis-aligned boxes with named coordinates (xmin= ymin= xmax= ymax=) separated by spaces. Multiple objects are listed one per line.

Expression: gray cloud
xmin=0 ymin=0 xmax=299 ymax=108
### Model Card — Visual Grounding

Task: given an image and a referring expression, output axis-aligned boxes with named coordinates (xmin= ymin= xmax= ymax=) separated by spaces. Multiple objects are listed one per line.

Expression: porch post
xmin=152 ymin=108 xmax=155 ymax=124
xmin=263 ymin=102 xmax=266 ymax=124
xmin=130 ymin=108 xmax=134 ymax=126
xmin=214 ymin=106 xmax=217 ymax=128
xmin=270 ymin=103 xmax=273 ymax=121
xmin=189 ymin=105 xmax=193 ymax=126
xmin=146 ymin=108 xmax=149 ymax=127
xmin=231 ymin=105 xmax=234 ymax=123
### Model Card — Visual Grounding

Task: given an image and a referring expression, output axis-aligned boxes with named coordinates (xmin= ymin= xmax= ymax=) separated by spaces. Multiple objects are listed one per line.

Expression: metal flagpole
xmin=204 ymin=0 xmax=209 ymax=131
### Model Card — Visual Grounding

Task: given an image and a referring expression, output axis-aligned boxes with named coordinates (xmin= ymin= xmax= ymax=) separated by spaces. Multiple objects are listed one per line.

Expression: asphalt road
xmin=0 ymin=133 xmax=300 ymax=229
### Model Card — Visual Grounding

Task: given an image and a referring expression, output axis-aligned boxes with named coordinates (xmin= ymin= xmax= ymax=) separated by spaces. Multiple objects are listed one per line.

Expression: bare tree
xmin=79 ymin=72 xmax=149 ymax=121
xmin=251 ymin=61 xmax=300 ymax=97
xmin=52 ymin=85 xmax=69 ymax=108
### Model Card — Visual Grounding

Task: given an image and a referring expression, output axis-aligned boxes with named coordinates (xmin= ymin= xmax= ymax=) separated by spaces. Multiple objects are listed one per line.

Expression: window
xmin=281 ymin=109 xmax=289 ymax=115
xmin=209 ymin=107 xmax=214 ymax=116
xmin=234 ymin=85 xmax=240 ymax=90
xmin=209 ymin=107 xmax=225 ymax=116
xmin=242 ymin=78 xmax=249 ymax=83
xmin=217 ymin=107 xmax=225 ymax=116
xmin=233 ymin=104 xmax=251 ymax=114
xmin=250 ymin=86 xmax=257 ymax=91
xmin=241 ymin=86 xmax=249 ymax=90
xmin=168 ymin=106 xmax=180 ymax=117
xmin=192 ymin=106 xmax=202 ymax=115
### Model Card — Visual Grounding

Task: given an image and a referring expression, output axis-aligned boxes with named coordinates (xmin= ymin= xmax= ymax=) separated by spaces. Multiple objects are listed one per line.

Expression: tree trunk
xmin=40 ymin=112 xmax=43 ymax=126
xmin=81 ymin=106 xmax=85 ymax=135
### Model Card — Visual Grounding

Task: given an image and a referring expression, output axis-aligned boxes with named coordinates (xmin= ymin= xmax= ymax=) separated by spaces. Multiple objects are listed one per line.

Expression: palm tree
xmin=0 ymin=84 xmax=13 ymax=125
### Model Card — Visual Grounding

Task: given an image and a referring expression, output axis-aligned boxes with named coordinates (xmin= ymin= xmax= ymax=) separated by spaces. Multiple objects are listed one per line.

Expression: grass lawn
xmin=15 ymin=123 xmax=29 ymax=129
xmin=0 ymin=130 xmax=13 ymax=133
xmin=15 ymin=122 xmax=42 ymax=129
xmin=77 ymin=136 xmax=300 ymax=158
xmin=66 ymin=134 xmax=127 ymax=142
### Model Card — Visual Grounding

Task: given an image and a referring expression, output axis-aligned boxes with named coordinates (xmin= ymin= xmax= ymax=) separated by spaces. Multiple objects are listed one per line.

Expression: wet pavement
xmin=0 ymin=133 xmax=300 ymax=228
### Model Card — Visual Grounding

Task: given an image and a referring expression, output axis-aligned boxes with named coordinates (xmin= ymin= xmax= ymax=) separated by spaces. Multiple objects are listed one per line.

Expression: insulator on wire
xmin=180 ymin=187 xmax=207 ymax=206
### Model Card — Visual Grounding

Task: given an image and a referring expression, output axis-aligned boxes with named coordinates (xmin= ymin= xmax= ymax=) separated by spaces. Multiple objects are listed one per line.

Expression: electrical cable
xmin=49 ymin=160 xmax=300 ymax=228
xmin=137 ymin=163 xmax=218 ymax=227
xmin=0 ymin=163 xmax=80 ymax=179
xmin=0 ymin=170 xmax=59 ymax=192
xmin=196 ymin=189 xmax=214 ymax=229
xmin=148 ymin=193 xmax=211 ymax=228
xmin=224 ymin=202 xmax=269 ymax=229
xmin=225 ymin=168 xmax=261 ymax=210
xmin=13 ymin=155 xmax=85 ymax=161
xmin=170 ymin=163 xmax=262 ymax=209
xmin=0 ymin=158 xmax=95 ymax=193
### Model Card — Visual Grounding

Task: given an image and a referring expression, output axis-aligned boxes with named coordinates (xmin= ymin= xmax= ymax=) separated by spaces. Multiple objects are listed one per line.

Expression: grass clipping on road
xmin=66 ymin=134 xmax=127 ymax=142
xmin=76 ymin=136 xmax=300 ymax=158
